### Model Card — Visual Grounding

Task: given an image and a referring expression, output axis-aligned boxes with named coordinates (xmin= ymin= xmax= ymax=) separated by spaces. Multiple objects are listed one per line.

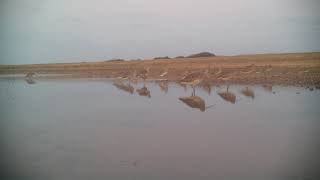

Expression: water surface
xmin=1 ymin=78 xmax=320 ymax=180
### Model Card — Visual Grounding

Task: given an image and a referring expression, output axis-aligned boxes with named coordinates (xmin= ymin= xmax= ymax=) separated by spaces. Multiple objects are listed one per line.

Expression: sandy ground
xmin=1 ymin=52 xmax=320 ymax=86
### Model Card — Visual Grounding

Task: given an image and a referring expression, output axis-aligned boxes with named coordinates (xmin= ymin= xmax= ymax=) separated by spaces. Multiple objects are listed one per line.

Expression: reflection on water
xmin=24 ymin=78 xmax=36 ymax=84
xmin=24 ymin=72 xmax=36 ymax=84
xmin=200 ymin=81 xmax=212 ymax=95
xmin=178 ymin=87 xmax=214 ymax=112
xmin=218 ymin=85 xmax=236 ymax=104
xmin=156 ymin=80 xmax=169 ymax=94
xmin=136 ymin=85 xmax=151 ymax=98
xmin=179 ymin=95 xmax=205 ymax=111
xmin=263 ymin=84 xmax=273 ymax=92
xmin=1 ymin=78 xmax=320 ymax=180
xmin=113 ymin=81 xmax=134 ymax=94
xmin=241 ymin=87 xmax=255 ymax=99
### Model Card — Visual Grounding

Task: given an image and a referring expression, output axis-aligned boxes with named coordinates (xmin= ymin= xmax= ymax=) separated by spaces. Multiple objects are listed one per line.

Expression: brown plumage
xmin=179 ymin=96 xmax=206 ymax=112
xmin=136 ymin=66 xmax=151 ymax=82
xmin=218 ymin=86 xmax=236 ymax=104
xmin=136 ymin=86 xmax=151 ymax=98
xmin=241 ymin=87 xmax=254 ymax=99
xmin=157 ymin=81 xmax=168 ymax=93
xmin=262 ymin=84 xmax=273 ymax=92
xmin=113 ymin=81 xmax=134 ymax=94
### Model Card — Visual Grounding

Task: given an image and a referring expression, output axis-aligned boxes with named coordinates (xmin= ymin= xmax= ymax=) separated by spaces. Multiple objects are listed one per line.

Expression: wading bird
xmin=179 ymin=65 xmax=211 ymax=95
xmin=136 ymin=66 xmax=151 ymax=83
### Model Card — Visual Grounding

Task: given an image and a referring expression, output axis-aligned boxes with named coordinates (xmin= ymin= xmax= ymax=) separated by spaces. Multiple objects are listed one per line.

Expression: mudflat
xmin=1 ymin=52 xmax=320 ymax=86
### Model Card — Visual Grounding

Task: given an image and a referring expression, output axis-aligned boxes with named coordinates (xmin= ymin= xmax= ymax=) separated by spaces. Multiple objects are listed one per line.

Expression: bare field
xmin=1 ymin=52 xmax=320 ymax=85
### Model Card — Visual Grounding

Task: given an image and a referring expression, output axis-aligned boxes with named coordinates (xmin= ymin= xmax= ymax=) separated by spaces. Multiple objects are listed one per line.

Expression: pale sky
xmin=1 ymin=0 xmax=320 ymax=64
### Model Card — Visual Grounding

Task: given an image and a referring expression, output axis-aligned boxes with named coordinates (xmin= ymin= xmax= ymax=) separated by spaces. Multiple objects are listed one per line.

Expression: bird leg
xmin=192 ymin=85 xmax=196 ymax=96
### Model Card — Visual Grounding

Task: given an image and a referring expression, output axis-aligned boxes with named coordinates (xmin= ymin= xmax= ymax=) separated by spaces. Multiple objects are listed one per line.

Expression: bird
xmin=136 ymin=66 xmax=151 ymax=83
xmin=212 ymin=65 xmax=222 ymax=76
xmin=128 ymin=69 xmax=139 ymax=84
xmin=179 ymin=65 xmax=211 ymax=95
xmin=240 ymin=64 xmax=256 ymax=74
xmin=159 ymin=67 xmax=169 ymax=77
xmin=180 ymin=75 xmax=202 ymax=96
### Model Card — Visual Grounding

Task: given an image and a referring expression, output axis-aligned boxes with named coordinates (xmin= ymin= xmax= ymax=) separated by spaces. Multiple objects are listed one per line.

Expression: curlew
xmin=179 ymin=65 xmax=211 ymax=95
xmin=213 ymin=65 xmax=222 ymax=76
xmin=128 ymin=69 xmax=139 ymax=84
xmin=240 ymin=64 xmax=256 ymax=74
xmin=159 ymin=67 xmax=169 ymax=77
xmin=136 ymin=66 xmax=151 ymax=83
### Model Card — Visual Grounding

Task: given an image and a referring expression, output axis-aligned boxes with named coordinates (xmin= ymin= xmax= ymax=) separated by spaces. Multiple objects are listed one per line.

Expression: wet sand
xmin=1 ymin=52 xmax=320 ymax=86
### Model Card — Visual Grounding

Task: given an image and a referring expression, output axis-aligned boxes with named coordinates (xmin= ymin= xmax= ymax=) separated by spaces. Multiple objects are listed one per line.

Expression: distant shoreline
xmin=1 ymin=52 xmax=320 ymax=86
xmin=1 ymin=52 xmax=319 ymax=66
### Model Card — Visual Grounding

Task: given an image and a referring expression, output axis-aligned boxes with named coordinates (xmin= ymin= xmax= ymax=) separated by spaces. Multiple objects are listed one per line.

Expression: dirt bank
xmin=1 ymin=52 xmax=320 ymax=86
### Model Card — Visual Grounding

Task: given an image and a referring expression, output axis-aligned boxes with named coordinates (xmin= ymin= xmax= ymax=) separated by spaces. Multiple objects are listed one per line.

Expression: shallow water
xmin=1 ymin=78 xmax=320 ymax=180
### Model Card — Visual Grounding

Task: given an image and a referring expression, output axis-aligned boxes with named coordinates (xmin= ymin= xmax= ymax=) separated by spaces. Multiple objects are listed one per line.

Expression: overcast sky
xmin=1 ymin=0 xmax=320 ymax=64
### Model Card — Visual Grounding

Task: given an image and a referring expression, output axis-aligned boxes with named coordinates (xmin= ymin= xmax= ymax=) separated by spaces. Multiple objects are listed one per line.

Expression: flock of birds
xmin=111 ymin=64 xmax=264 ymax=112
xmin=23 ymin=63 xmax=317 ymax=112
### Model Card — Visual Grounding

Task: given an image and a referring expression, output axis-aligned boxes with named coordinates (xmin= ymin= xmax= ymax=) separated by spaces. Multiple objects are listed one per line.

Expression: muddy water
xmin=1 ymin=78 xmax=320 ymax=180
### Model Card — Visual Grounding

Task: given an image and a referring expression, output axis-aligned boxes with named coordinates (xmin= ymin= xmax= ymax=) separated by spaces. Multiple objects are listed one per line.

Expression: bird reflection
xmin=262 ymin=84 xmax=273 ymax=92
xmin=178 ymin=82 xmax=188 ymax=92
xmin=159 ymin=67 xmax=168 ymax=77
xmin=200 ymin=81 xmax=212 ymax=95
xmin=113 ymin=81 xmax=134 ymax=94
xmin=218 ymin=85 xmax=236 ymax=104
xmin=179 ymin=96 xmax=206 ymax=112
xmin=241 ymin=87 xmax=254 ymax=99
xmin=179 ymin=88 xmax=214 ymax=112
xmin=136 ymin=85 xmax=151 ymax=98
xmin=157 ymin=80 xmax=168 ymax=94
xmin=25 ymin=78 xmax=36 ymax=84
xmin=25 ymin=72 xmax=36 ymax=84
